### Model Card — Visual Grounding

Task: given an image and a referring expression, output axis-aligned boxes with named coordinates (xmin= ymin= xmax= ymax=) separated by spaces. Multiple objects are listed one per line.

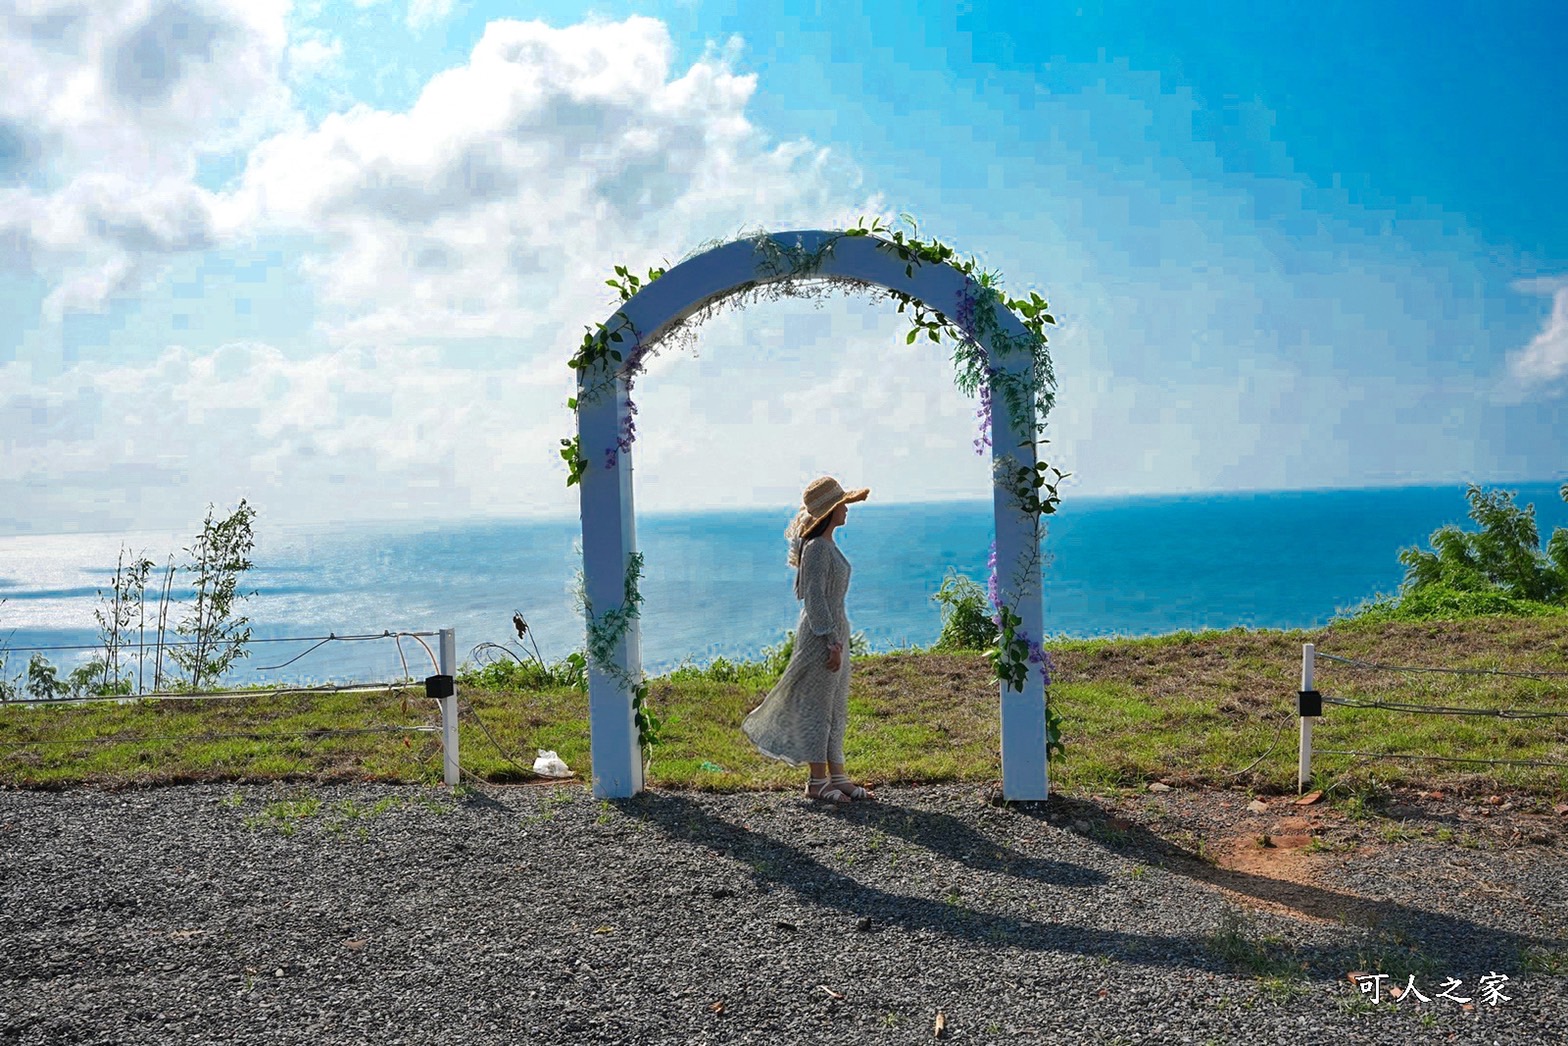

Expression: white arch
xmin=576 ymin=230 xmax=1049 ymax=799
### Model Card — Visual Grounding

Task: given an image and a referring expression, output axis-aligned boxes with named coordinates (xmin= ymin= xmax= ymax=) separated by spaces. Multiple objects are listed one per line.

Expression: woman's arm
xmin=800 ymin=540 xmax=841 ymax=644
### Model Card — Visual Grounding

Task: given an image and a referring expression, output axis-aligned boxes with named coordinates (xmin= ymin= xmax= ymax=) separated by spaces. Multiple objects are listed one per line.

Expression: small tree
xmin=25 ymin=653 xmax=68 ymax=701
xmin=1399 ymin=484 xmax=1568 ymax=605
xmin=94 ymin=547 xmax=154 ymax=694
xmin=152 ymin=555 xmax=176 ymax=692
xmin=170 ymin=500 xmax=258 ymax=691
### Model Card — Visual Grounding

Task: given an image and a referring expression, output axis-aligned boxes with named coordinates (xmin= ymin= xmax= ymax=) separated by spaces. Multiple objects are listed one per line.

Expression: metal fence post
xmin=439 ymin=628 xmax=459 ymax=787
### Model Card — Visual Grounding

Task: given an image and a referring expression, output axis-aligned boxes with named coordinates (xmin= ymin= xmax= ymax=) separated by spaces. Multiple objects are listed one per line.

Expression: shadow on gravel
xmin=1012 ymin=793 xmax=1564 ymax=974
xmin=617 ymin=790 xmax=1238 ymax=974
xmin=615 ymin=791 xmax=1561 ymax=978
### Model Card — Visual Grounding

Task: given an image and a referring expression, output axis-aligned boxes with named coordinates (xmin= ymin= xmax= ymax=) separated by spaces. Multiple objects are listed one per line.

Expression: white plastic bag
xmin=532 ymin=749 xmax=572 ymax=778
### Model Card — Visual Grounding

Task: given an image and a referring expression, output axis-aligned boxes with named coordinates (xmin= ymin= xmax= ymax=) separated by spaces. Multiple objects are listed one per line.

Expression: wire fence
xmin=0 ymin=630 xmax=446 ymax=702
xmin=0 ymin=627 xmax=559 ymax=788
xmin=1296 ymin=643 xmax=1568 ymax=790
xmin=1315 ymin=650 xmax=1568 ymax=681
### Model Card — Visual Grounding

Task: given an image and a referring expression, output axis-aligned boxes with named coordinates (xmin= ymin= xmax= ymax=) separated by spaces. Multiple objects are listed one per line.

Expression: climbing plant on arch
xmin=564 ymin=218 xmax=1066 ymax=799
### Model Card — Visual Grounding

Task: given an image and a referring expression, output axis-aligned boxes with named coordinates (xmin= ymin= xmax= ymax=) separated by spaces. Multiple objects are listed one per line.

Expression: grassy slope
xmin=3 ymin=617 xmax=1566 ymax=799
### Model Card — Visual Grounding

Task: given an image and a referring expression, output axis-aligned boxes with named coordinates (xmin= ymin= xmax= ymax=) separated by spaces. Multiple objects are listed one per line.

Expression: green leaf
xmin=906 ymin=329 xmax=918 ymax=345
xmin=610 ymin=350 xmax=622 ymax=361
xmin=567 ymin=397 xmax=577 ymax=410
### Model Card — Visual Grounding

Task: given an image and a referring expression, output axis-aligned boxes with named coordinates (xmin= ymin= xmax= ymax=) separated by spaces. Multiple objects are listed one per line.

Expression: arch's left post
xmin=578 ymin=368 xmax=645 ymax=798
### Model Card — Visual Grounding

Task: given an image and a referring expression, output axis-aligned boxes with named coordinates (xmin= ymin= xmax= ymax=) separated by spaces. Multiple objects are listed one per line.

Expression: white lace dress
xmin=742 ymin=537 xmax=853 ymax=766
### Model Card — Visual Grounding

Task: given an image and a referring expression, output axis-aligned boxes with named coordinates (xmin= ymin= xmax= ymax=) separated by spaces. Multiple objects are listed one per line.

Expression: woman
xmin=742 ymin=476 xmax=877 ymax=804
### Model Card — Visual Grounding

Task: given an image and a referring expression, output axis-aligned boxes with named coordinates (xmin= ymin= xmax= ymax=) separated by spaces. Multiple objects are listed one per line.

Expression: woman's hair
xmin=801 ymin=513 xmax=834 ymax=543
xmin=784 ymin=508 xmax=835 ymax=569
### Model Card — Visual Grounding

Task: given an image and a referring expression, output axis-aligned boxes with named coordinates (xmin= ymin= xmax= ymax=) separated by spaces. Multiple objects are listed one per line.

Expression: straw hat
xmin=791 ymin=476 xmax=870 ymax=538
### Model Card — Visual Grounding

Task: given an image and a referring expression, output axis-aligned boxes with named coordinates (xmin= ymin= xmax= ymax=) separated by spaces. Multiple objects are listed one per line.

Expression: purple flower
xmin=615 ymin=397 xmax=639 ymax=453
xmin=986 ymin=539 xmax=1001 ymax=625
xmin=954 ymin=287 xmax=978 ymax=338
xmin=624 ymin=341 xmax=649 ymax=375
xmin=973 ymin=378 xmax=993 ymax=455
xmin=1026 ymin=638 xmax=1055 ymax=687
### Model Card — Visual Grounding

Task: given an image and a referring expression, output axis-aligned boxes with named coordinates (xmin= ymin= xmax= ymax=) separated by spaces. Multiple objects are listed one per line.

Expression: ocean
xmin=2 ymin=482 xmax=1565 ymax=691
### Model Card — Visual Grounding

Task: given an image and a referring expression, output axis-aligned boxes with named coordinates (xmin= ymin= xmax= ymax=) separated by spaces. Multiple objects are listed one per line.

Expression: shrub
xmin=460 ymin=650 xmax=587 ymax=691
xmin=1346 ymin=586 xmax=1568 ymax=624
xmin=930 ymin=569 xmax=999 ymax=651
xmin=1398 ymin=484 xmax=1568 ymax=605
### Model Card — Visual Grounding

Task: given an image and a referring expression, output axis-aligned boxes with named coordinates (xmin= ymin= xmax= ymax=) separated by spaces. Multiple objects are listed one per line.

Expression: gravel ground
xmin=1 ymin=781 xmax=1564 ymax=1046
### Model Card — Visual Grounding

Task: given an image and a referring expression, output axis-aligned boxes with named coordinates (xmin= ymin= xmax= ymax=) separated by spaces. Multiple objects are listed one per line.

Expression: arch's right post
xmin=990 ymin=347 xmax=1049 ymax=801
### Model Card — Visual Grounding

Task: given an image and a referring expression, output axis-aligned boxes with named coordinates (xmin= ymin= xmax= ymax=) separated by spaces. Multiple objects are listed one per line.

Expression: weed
xmin=529 ymin=787 xmax=575 ymax=823
xmin=1336 ymin=994 xmax=1380 ymax=1017
xmin=1343 ymin=777 xmax=1389 ymax=822
xmin=1257 ymin=975 xmax=1310 ymax=1001
xmin=1205 ymin=907 xmax=1302 ymax=979
xmin=1352 ymin=931 xmax=1439 ymax=981
xmin=265 ymin=796 xmax=322 ymax=821
xmin=413 ymin=793 xmax=452 ymax=815
xmin=1521 ymin=946 xmax=1568 ymax=975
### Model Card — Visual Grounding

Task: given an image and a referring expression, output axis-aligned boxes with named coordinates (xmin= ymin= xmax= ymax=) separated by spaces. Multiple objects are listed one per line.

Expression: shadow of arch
xmin=612 ymin=790 xmax=1561 ymax=977
xmin=1008 ymin=794 xmax=1564 ymax=974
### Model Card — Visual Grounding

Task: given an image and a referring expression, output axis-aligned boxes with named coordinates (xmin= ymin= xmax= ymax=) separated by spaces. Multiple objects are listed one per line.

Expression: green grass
xmin=1205 ymin=907 xmax=1306 ymax=980
xmin=2 ymin=616 xmax=1566 ymax=798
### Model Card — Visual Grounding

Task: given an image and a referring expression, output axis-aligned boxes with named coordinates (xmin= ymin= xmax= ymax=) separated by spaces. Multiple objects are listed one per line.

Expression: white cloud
xmin=1503 ymin=277 xmax=1568 ymax=398
xmin=286 ymin=32 xmax=342 ymax=79
xmin=407 ymin=0 xmax=455 ymax=30
xmin=0 ymin=338 xmax=579 ymax=534
xmin=1 ymin=0 xmax=293 ymax=314
xmin=221 ymin=16 xmax=877 ymax=354
xmin=619 ymin=292 xmax=995 ymax=516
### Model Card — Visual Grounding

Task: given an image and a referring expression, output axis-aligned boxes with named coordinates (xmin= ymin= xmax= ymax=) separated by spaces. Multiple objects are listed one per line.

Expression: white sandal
xmin=830 ymin=774 xmax=875 ymax=801
xmin=806 ymin=777 xmax=852 ymax=804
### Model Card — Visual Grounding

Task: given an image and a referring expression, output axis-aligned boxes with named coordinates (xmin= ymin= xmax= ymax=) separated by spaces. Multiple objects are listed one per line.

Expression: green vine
xmin=582 ymin=551 xmax=662 ymax=761
xmin=987 ymin=605 xmax=1063 ymax=762
xmin=564 ymin=215 xmax=1067 ymax=762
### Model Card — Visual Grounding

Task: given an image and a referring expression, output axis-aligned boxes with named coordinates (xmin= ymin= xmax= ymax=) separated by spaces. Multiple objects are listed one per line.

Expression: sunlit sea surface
xmin=2 ymin=483 xmax=1564 ymax=689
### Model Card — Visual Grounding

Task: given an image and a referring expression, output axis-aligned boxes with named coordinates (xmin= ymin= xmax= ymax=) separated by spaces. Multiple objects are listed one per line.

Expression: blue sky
xmin=2 ymin=0 xmax=1564 ymax=535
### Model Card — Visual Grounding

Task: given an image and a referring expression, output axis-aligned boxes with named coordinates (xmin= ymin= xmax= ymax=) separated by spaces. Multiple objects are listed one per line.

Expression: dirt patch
xmin=1048 ymin=781 xmax=1568 ymax=925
